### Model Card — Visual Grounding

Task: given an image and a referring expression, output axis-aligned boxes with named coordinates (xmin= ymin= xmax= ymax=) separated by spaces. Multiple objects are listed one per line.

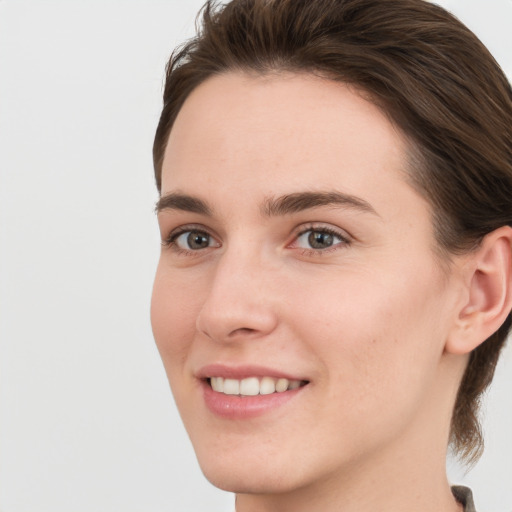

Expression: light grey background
xmin=0 ymin=1 xmax=510 ymax=511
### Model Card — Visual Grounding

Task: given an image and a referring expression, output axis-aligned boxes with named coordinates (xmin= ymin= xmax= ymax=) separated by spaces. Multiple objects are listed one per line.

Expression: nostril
xmin=229 ymin=327 xmax=257 ymax=337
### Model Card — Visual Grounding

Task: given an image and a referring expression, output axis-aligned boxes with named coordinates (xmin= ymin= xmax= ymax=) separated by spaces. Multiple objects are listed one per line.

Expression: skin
xmin=151 ymin=72 xmax=469 ymax=512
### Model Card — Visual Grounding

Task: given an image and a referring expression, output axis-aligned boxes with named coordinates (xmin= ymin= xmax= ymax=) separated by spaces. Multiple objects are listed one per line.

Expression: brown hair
xmin=153 ymin=0 xmax=512 ymax=463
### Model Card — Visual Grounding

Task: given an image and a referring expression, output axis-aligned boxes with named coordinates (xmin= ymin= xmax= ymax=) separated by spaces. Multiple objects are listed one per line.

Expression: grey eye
xmin=307 ymin=231 xmax=335 ymax=249
xmin=176 ymin=230 xmax=212 ymax=250
xmin=296 ymin=229 xmax=343 ymax=250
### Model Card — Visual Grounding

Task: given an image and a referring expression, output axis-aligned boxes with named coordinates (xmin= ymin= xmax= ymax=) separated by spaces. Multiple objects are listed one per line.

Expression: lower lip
xmin=201 ymin=380 xmax=305 ymax=419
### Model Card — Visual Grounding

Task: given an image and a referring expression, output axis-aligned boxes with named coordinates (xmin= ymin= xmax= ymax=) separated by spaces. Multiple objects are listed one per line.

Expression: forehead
xmin=161 ymin=71 xmax=422 ymax=220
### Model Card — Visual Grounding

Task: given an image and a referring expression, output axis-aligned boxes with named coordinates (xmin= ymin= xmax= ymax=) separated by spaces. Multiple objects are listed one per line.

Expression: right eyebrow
xmin=155 ymin=192 xmax=212 ymax=216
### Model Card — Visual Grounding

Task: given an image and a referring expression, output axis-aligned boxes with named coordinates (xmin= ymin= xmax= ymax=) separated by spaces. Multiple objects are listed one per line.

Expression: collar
xmin=452 ymin=486 xmax=477 ymax=512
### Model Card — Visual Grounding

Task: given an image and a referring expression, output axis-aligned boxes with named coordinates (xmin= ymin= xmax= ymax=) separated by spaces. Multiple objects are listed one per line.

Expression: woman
xmin=150 ymin=1 xmax=512 ymax=510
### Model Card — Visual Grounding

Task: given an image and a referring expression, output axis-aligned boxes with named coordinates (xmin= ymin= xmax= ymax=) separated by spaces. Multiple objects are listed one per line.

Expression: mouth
xmin=206 ymin=376 xmax=309 ymax=396
xmin=197 ymin=365 xmax=310 ymax=418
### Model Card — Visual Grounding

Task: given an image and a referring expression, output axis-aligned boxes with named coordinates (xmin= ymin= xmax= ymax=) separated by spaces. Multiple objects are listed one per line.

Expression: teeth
xmin=210 ymin=377 xmax=224 ymax=393
xmin=208 ymin=376 xmax=304 ymax=396
xmin=223 ymin=378 xmax=240 ymax=395
xmin=259 ymin=376 xmax=276 ymax=395
xmin=239 ymin=377 xmax=260 ymax=396
xmin=288 ymin=380 xmax=301 ymax=390
xmin=275 ymin=378 xmax=289 ymax=392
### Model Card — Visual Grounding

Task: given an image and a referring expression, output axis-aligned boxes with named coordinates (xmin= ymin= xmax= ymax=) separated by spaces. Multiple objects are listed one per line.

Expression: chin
xmin=200 ymin=460 xmax=301 ymax=495
xmin=192 ymin=434 xmax=344 ymax=497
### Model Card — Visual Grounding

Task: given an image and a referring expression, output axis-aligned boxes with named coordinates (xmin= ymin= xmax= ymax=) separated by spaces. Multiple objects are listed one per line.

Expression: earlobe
xmin=446 ymin=226 xmax=512 ymax=355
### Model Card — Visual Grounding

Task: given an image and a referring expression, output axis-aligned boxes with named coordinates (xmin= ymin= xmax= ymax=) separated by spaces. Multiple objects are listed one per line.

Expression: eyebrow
xmin=155 ymin=192 xmax=212 ymax=215
xmin=155 ymin=190 xmax=378 ymax=217
xmin=262 ymin=191 xmax=379 ymax=217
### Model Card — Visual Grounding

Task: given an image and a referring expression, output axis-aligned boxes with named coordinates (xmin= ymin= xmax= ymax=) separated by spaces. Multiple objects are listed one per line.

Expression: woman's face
xmin=151 ymin=73 xmax=462 ymax=494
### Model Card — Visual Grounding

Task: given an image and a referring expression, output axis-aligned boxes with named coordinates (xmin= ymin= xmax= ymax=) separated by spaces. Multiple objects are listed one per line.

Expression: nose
xmin=195 ymin=248 xmax=279 ymax=343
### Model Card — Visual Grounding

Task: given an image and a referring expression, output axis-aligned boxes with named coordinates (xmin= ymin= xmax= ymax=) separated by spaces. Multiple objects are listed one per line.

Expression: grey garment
xmin=452 ymin=486 xmax=477 ymax=512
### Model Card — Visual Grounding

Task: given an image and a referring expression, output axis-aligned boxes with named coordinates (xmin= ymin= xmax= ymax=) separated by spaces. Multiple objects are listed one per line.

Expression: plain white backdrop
xmin=0 ymin=1 xmax=511 ymax=511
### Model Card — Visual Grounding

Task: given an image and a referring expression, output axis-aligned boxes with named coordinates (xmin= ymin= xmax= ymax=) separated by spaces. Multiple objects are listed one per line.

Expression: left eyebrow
xmin=262 ymin=191 xmax=379 ymax=217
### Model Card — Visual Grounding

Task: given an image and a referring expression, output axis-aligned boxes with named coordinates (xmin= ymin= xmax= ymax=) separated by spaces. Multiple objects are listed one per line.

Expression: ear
xmin=446 ymin=226 xmax=512 ymax=355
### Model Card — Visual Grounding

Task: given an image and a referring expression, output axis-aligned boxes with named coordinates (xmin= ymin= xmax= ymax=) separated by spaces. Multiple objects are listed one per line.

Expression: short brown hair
xmin=153 ymin=0 xmax=512 ymax=463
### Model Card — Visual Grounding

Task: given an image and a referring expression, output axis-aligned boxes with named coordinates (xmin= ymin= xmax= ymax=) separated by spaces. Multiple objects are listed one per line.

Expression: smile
xmin=208 ymin=376 xmax=306 ymax=396
xmin=198 ymin=366 xmax=310 ymax=419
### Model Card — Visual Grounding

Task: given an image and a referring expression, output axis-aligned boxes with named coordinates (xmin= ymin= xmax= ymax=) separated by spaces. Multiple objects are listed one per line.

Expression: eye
xmin=164 ymin=227 xmax=220 ymax=252
xmin=292 ymin=226 xmax=349 ymax=252
xmin=176 ymin=230 xmax=211 ymax=250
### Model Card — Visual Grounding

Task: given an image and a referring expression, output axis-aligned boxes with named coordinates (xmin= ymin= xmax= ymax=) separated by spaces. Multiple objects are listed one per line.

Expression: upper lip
xmin=196 ymin=363 xmax=308 ymax=381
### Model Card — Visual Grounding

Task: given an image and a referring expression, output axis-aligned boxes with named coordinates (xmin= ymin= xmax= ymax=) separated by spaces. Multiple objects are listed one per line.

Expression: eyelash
xmin=161 ymin=223 xmax=351 ymax=257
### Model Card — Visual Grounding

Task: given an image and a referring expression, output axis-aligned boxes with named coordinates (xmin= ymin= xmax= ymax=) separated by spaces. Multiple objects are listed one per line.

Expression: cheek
xmin=150 ymin=263 xmax=202 ymax=371
xmin=293 ymin=264 xmax=449 ymax=418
